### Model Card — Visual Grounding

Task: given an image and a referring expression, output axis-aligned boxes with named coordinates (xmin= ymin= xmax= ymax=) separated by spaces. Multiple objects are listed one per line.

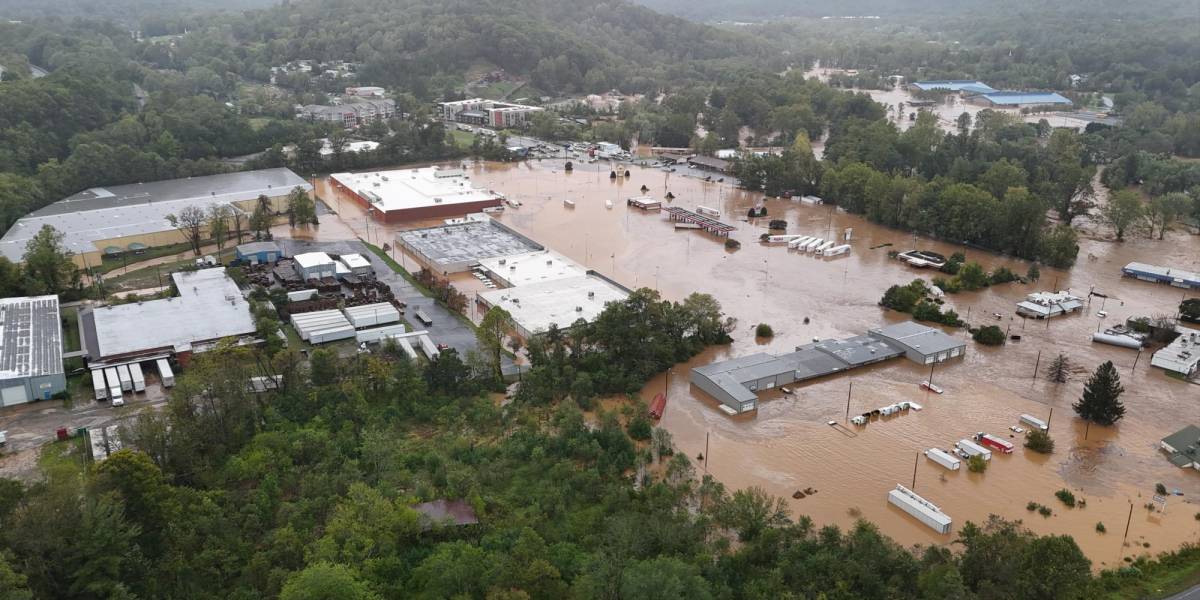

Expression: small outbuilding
xmin=293 ymin=252 xmax=337 ymax=280
xmin=236 ymin=241 xmax=284 ymax=265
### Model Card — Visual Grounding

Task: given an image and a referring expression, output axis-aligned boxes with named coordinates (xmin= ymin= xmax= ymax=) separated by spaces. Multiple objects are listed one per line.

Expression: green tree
xmin=1025 ymin=429 xmax=1055 ymax=454
xmin=286 ymin=187 xmax=317 ymax=228
xmin=280 ymin=562 xmax=381 ymax=600
xmin=1100 ymin=190 xmax=1143 ymax=240
xmin=1045 ymin=353 xmax=1070 ymax=383
xmin=166 ymin=205 xmax=207 ymax=256
xmin=476 ymin=306 xmax=514 ymax=383
xmin=1074 ymin=361 xmax=1126 ymax=426
xmin=249 ymin=195 xmax=273 ymax=240
xmin=207 ymin=204 xmax=231 ymax=253
xmin=0 ymin=552 xmax=32 ymax=600
xmin=21 ymin=225 xmax=77 ymax=295
xmin=1039 ymin=225 xmax=1079 ymax=268
xmin=956 ymin=262 xmax=989 ymax=290
xmin=619 ymin=557 xmax=712 ymax=600
xmin=973 ymin=326 xmax=1005 ymax=346
xmin=1144 ymin=192 xmax=1192 ymax=240
xmin=715 ymin=487 xmax=789 ymax=542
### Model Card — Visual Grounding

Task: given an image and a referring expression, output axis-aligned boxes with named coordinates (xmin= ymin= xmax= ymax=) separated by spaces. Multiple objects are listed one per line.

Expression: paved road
xmin=275 ymin=238 xmax=520 ymax=377
xmin=1166 ymin=584 xmax=1200 ymax=600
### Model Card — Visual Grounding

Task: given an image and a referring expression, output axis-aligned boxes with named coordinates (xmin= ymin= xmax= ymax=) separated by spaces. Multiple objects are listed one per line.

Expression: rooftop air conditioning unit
xmin=434 ymin=198 xmax=443 ymax=203
xmin=587 ymin=291 xmax=595 ymax=298
xmin=498 ymin=259 xmax=506 ymax=265
xmin=576 ymin=306 xmax=583 ymax=312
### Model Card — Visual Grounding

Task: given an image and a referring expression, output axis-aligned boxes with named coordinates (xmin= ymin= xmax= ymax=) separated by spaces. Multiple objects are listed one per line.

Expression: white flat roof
xmin=89 ymin=268 xmax=256 ymax=359
xmin=478 ymin=275 xmax=629 ymax=336
xmin=330 ymin=167 xmax=496 ymax=213
xmin=478 ymin=249 xmax=586 ymax=286
xmin=341 ymin=253 xmax=371 ymax=269
xmin=294 ymin=251 xmax=334 ymax=269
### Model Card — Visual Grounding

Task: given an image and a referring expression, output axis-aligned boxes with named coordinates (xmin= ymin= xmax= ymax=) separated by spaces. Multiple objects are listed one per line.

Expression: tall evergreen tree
xmin=1045 ymin=353 xmax=1070 ymax=383
xmin=1073 ymin=361 xmax=1126 ymax=425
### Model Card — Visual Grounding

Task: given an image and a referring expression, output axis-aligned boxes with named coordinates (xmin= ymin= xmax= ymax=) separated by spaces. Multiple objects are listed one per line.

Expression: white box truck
xmin=925 ymin=448 xmax=961 ymax=471
xmin=117 ymin=365 xmax=133 ymax=392
xmin=91 ymin=369 xmax=108 ymax=401
xmin=955 ymin=439 xmax=992 ymax=461
xmin=129 ymin=363 xmax=146 ymax=392
xmin=156 ymin=359 xmax=175 ymax=387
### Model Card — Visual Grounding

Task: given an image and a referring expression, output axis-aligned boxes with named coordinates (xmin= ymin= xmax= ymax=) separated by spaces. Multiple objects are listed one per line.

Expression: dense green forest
xmin=1 ymin=288 xmax=1194 ymax=599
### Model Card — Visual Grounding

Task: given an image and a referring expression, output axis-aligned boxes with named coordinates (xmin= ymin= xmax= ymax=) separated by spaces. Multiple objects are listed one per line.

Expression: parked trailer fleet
xmin=787 ymin=236 xmax=814 ymax=249
xmin=924 ymin=448 xmax=962 ymax=471
xmin=129 ymin=363 xmax=146 ymax=392
xmin=821 ymin=244 xmax=851 ymax=257
xmin=955 ymin=439 xmax=992 ymax=461
xmin=814 ymin=240 xmax=835 ymax=254
xmin=104 ymin=367 xmax=121 ymax=401
xmin=888 ymin=484 xmax=952 ymax=534
xmin=117 ymin=365 xmax=133 ymax=392
xmin=975 ymin=432 xmax=1014 ymax=454
xmin=802 ymin=238 xmax=824 ymax=252
xmin=156 ymin=359 xmax=175 ymax=388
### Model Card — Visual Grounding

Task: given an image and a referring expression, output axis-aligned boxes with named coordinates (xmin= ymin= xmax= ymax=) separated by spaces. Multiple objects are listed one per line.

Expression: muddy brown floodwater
xmin=316 ymin=159 xmax=1200 ymax=568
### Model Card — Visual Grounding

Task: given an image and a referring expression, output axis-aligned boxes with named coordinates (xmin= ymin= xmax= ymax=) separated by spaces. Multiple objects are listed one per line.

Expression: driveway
xmin=274 ymin=239 xmax=520 ymax=377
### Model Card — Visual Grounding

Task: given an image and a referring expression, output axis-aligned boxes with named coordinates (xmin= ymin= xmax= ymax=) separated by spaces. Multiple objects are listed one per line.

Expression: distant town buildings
xmin=345 ymin=86 xmax=386 ymax=97
xmin=298 ymin=98 xmax=396 ymax=129
xmin=0 ymin=168 xmax=310 ymax=268
xmin=439 ymin=98 xmax=544 ymax=129
xmin=910 ymin=80 xmax=1072 ymax=110
xmin=911 ymin=80 xmax=997 ymax=94
xmin=329 ymin=167 xmax=502 ymax=222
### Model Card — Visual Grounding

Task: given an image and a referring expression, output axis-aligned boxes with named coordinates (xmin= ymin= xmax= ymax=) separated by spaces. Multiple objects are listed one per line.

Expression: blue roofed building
xmin=973 ymin=92 xmax=1072 ymax=108
xmin=911 ymin=80 xmax=997 ymax=94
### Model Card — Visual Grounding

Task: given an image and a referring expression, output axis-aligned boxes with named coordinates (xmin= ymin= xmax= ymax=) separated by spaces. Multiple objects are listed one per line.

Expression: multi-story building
xmin=439 ymin=98 xmax=543 ymax=129
xmin=299 ymin=98 xmax=396 ymax=129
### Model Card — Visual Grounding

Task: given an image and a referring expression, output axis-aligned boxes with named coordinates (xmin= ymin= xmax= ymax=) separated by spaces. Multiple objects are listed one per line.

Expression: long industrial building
xmin=80 ymin=268 xmax=258 ymax=367
xmin=477 ymin=272 xmax=631 ymax=339
xmin=329 ymin=167 xmax=502 ymax=222
xmin=0 ymin=296 xmax=66 ymax=406
xmin=0 ymin=168 xmax=310 ymax=268
xmin=692 ymin=322 xmax=967 ymax=414
xmin=1122 ymin=262 xmax=1200 ymax=290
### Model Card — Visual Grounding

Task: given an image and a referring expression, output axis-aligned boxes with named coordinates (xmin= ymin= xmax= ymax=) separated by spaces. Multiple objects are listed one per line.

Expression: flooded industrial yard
xmin=316 ymin=158 xmax=1200 ymax=566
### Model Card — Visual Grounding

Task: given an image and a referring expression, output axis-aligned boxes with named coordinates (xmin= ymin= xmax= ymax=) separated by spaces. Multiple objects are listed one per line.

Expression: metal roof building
xmin=236 ymin=241 xmax=284 ymax=265
xmin=693 ymin=322 xmax=965 ymax=413
xmin=477 ymin=249 xmax=587 ymax=288
xmin=911 ymin=80 xmax=997 ymax=94
xmin=1160 ymin=425 xmax=1200 ymax=469
xmin=1151 ymin=329 xmax=1200 ymax=377
xmin=80 ymin=268 xmax=258 ymax=366
xmin=976 ymin=92 xmax=1072 ymax=107
xmin=0 ymin=168 xmax=309 ymax=267
xmin=1122 ymin=262 xmax=1200 ymax=290
xmin=397 ymin=217 xmax=542 ymax=274
xmin=1015 ymin=291 xmax=1084 ymax=319
xmin=0 ymin=295 xmax=66 ymax=407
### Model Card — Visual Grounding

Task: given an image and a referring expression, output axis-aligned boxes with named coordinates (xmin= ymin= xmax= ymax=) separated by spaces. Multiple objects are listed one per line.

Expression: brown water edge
xmin=313 ymin=158 xmax=1200 ymax=567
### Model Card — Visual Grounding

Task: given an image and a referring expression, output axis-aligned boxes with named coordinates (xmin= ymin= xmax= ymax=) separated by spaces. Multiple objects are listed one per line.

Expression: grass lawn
xmin=92 ymin=241 xmax=197 ymax=275
xmin=450 ymin=130 xmax=477 ymax=147
xmin=103 ymin=247 xmax=237 ymax=292
xmin=1100 ymin=545 xmax=1200 ymax=599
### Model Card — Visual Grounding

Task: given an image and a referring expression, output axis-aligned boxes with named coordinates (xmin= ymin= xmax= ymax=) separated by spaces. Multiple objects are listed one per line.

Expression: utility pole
xmin=1132 ymin=349 xmax=1142 ymax=374
xmin=1047 ymin=407 xmax=1054 ymax=429
xmin=1033 ymin=350 xmax=1042 ymax=379
xmin=928 ymin=362 xmax=935 ymax=386
xmin=845 ymin=382 xmax=852 ymax=423
xmin=704 ymin=432 xmax=710 ymax=473
xmin=911 ymin=452 xmax=920 ymax=489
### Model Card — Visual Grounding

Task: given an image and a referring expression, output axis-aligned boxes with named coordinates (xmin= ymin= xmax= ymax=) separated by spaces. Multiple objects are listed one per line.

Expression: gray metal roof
xmin=811 ymin=334 xmax=903 ymax=366
xmin=0 ymin=169 xmax=310 ymax=262
xmin=870 ymin=321 xmax=966 ymax=355
xmin=0 ymin=295 xmax=62 ymax=379
xmin=777 ymin=347 xmax=853 ymax=381
xmin=237 ymin=241 xmax=282 ymax=255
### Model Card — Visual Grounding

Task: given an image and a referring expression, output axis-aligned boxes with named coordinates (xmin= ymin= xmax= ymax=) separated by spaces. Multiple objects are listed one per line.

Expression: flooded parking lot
xmin=317 ymin=158 xmax=1200 ymax=566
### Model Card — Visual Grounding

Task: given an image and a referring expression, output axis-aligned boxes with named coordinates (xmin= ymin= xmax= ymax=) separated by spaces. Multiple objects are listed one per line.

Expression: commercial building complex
xmin=439 ymin=98 xmax=544 ymax=128
xmin=80 ymin=268 xmax=258 ymax=367
xmin=330 ymin=167 xmax=503 ymax=222
xmin=0 ymin=168 xmax=309 ymax=268
xmin=477 ymin=249 xmax=586 ymax=288
xmin=397 ymin=217 xmax=542 ymax=274
xmin=691 ymin=322 xmax=966 ymax=414
xmin=0 ymin=296 xmax=65 ymax=406
xmin=1016 ymin=291 xmax=1084 ymax=319
xmin=298 ymin=98 xmax=396 ymax=129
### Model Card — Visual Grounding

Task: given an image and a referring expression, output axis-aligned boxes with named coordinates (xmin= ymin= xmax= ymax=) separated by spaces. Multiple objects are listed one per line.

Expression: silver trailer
xmin=129 ymin=363 xmax=146 ymax=392
xmin=888 ymin=484 xmax=952 ymax=534
xmin=117 ymin=365 xmax=133 ymax=392
xmin=925 ymin=448 xmax=961 ymax=471
xmin=91 ymin=369 xmax=108 ymax=401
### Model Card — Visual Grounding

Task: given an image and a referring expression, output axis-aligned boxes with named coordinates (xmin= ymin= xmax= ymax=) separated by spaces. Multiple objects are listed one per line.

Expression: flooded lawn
xmin=317 ymin=158 xmax=1200 ymax=566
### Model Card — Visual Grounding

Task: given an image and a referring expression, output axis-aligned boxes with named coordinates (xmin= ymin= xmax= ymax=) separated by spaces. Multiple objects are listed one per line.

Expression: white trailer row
xmin=1020 ymin=414 xmax=1049 ymax=431
xmin=92 ymin=360 xmax=167 ymax=403
xmin=287 ymin=289 xmax=317 ymax=302
xmin=955 ymin=438 xmax=992 ymax=461
xmin=291 ymin=309 xmax=356 ymax=344
xmin=787 ymin=235 xmax=814 ymax=249
xmin=157 ymin=359 xmax=175 ymax=387
xmin=343 ymin=302 xmax=401 ymax=328
xmin=887 ymin=484 xmax=952 ymax=534
xmin=763 ymin=234 xmax=803 ymax=245
xmin=355 ymin=325 xmax=443 ymax=359
xmin=820 ymin=244 xmax=851 ymax=257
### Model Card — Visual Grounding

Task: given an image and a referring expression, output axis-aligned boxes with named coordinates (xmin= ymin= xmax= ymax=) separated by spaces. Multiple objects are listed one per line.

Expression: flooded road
xmin=317 ymin=158 xmax=1200 ymax=566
